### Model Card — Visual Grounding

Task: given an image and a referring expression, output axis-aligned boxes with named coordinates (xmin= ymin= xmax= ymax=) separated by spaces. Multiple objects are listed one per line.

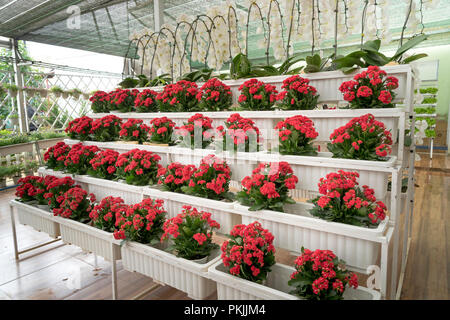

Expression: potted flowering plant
xmin=65 ymin=116 xmax=93 ymax=141
xmin=175 ymin=113 xmax=214 ymax=149
xmin=63 ymin=143 xmax=100 ymax=175
xmin=237 ymin=162 xmax=298 ymax=212
xmin=113 ymin=198 xmax=166 ymax=245
xmin=161 ymin=205 xmax=220 ymax=262
xmin=288 ymin=247 xmax=359 ymax=300
xmin=44 ymin=141 xmax=71 ymax=170
xmin=44 ymin=176 xmax=76 ymax=210
xmin=115 ymin=148 xmax=162 ymax=186
xmin=35 ymin=175 xmax=58 ymax=208
xmin=339 ymin=66 xmax=399 ymax=109
xmin=327 ymin=113 xmax=393 ymax=161
xmin=276 ymin=75 xmax=319 ymax=110
xmin=198 ymin=78 xmax=233 ymax=111
xmin=89 ymin=196 xmax=126 ymax=232
xmin=156 ymin=80 xmax=200 ymax=112
xmin=309 ymin=170 xmax=387 ymax=227
xmin=147 ymin=116 xmax=176 ymax=145
xmin=221 ymin=221 xmax=276 ymax=284
xmin=69 ymin=88 xmax=83 ymax=99
xmin=88 ymin=149 xmax=120 ymax=180
xmin=181 ymin=154 xmax=233 ymax=201
xmin=216 ymin=113 xmax=261 ymax=152
xmin=90 ymin=115 xmax=122 ymax=142
xmin=110 ymin=88 xmax=140 ymax=113
xmin=157 ymin=162 xmax=197 ymax=193
xmin=237 ymin=78 xmax=278 ymax=111
xmin=134 ymin=89 xmax=158 ymax=112
xmin=119 ymin=118 xmax=150 ymax=144
xmin=275 ymin=115 xmax=319 ymax=156
xmin=89 ymin=90 xmax=111 ymax=113
xmin=53 ymin=187 xmax=95 ymax=223
xmin=15 ymin=176 xmax=43 ymax=203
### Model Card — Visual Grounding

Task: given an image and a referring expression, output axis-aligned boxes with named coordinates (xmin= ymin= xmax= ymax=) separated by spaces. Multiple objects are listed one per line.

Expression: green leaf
xmin=306 ymin=54 xmax=321 ymax=67
xmin=361 ymin=39 xmax=381 ymax=52
xmin=402 ymin=53 xmax=428 ymax=64
xmin=249 ymin=203 xmax=267 ymax=211
xmin=391 ymin=34 xmax=428 ymax=61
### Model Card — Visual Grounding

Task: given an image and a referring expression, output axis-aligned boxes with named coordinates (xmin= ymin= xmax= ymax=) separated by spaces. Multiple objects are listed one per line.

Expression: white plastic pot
xmin=209 ymin=261 xmax=381 ymax=300
xmin=11 ymin=200 xmax=60 ymax=238
xmin=56 ymin=217 xmax=120 ymax=261
xmin=121 ymin=241 xmax=220 ymax=299
xmin=144 ymin=187 xmax=240 ymax=235
xmin=232 ymin=201 xmax=389 ymax=271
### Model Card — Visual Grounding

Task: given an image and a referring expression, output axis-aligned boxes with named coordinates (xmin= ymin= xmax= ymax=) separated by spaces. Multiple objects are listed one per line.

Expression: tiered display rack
xmin=9 ymin=65 xmax=417 ymax=300
xmin=415 ymin=87 xmax=438 ymax=159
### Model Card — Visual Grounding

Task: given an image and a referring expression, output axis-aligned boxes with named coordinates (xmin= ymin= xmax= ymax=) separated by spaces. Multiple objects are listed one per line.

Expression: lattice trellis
xmin=0 ymin=70 xmax=121 ymax=132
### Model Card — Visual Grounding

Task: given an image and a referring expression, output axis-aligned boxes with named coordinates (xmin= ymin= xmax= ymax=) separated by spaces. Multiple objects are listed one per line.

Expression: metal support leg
xmin=10 ymin=204 xmax=19 ymax=260
xmin=111 ymin=243 xmax=118 ymax=300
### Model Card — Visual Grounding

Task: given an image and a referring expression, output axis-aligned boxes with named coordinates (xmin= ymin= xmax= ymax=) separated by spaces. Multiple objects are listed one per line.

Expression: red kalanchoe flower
xmin=148 ymin=116 xmax=176 ymax=145
xmin=89 ymin=91 xmax=111 ymax=113
xmin=198 ymin=78 xmax=232 ymax=111
xmin=157 ymin=162 xmax=197 ymax=193
xmin=64 ymin=143 xmax=100 ymax=175
xmin=289 ymin=247 xmax=358 ymax=300
xmin=134 ymin=89 xmax=158 ymax=112
xmin=217 ymin=113 xmax=261 ymax=152
xmin=328 ymin=113 xmax=392 ymax=161
xmin=109 ymin=88 xmax=140 ymax=112
xmin=275 ymin=115 xmax=318 ymax=155
xmin=175 ymin=113 xmax=214 ymax=149
xmin=310 ymin=170 xmax=387 ymax=227
xmin=276 ymin=75 xmax=319 ymax=110
xmin=44 ymin=141 xmax=71 ymax=170
xmin=65 ymin=116 xmax=93 ymax=140
xmin=238 ymin=78 xmax=278 ymax=111
xmin=89 ymin=149 xmax=120 ymax=180
xmin=90 ymin=115 xmax=122 ymax=142
xmin=238 ymin=162 xmax=298 ymax=212
xmin=115 ymin=148 xmax=162 ymax=186
xmin=119 ymin=118 xmax=150 ymax=143
xmin=161 ymin=205 xmax=220 ymax=260
xmin=221 ymin=221 xmax=275 ymax=283
xmin=156 ymin=80 xmax=199 ymax=112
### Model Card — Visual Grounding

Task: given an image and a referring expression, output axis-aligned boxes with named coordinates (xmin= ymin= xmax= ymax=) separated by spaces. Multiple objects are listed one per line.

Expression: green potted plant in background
xmin=69 ymin=88 xmax=83 ymax=99
xmin=9 ymin=113 xmax=19 ymax=126
xmin=11 ymin=164 xmax=22 ymax=185
xmin=50 ymin=86 xmax=64 ymax=98
xmin=5 ymin=84 xmax=19 ymax=97
xmin=38 ymin=87 xmax=48 ymax=98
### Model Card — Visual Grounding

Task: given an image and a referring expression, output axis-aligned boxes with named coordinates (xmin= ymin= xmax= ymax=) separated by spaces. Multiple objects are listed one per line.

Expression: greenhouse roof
xmin=0 ymin=0 xmax=450 ymax=59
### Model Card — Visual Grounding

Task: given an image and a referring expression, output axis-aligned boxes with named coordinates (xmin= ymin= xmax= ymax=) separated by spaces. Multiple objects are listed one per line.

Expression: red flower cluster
xmin=90 ymin=196 xmax=127 ymax=232
xmin=44 ymin=176 xmax=77 ymax=209
xmin=198 ymin=78 xmax=233 ymax=111
xmin=328 ymin=113 xmax=393 ymax=161
xmin=238 ymin=162 xmax=298 ymax=211
xmin=157 ymin=162 xmax=197 ymax=193
xmin=113 ymin=197 xmax=166 ymax=244
xmin=221 ymin=221 xmax=276 ymax=283
xmin=184 ymin=154 xmax=232 ymax=200
xmin=156 ymin=80 xmax=199 ymax=112
xmin=115 ymin=148 xmax=162 ymax=185
xmin=64 ymin=143 xmax=100 ymax=175
xmin=238 ymin=78 xmax=278 ymax=111
xmin=275 ymin=115 xmax=319 ymax=156
xmin=276 ymin=75 xmax=319 ymax=110
xmin=65 ymin=116 xmax=93 ymax=140
xmin=175 ymin=113 xmax=214 ymax=149
xmin=90 ymin=115 xmax=122 ymax=142
xmin=148 ymin=116 xmax=176 ymax=144
xmin=339 ymin=66 xmax=398 ymax=109
xmin=119 ymin=118 xmax=150 ymax=143
xmin=310 ymin=170 xmax=387 ymax=226
xmin=53 ymin=187 xmax=95 ymax=222
xmin=288 ymin=247 xmax=358 ymax=300
xmin=89 ymin=91 xmax=111 ymax=113
xmin=217 ymin=113 xmax=261 ymax=152
xmin=44 ymin=141 xmax=71 ymax=170
xmin=161 ymin=205 xmax=220 ymax=260
xmin=110 ymin=88 xmax=140 ymax=113
xmin=15 ymin=176 xmax=47 ymax=203
xmin=89 ymin=149 xmax=120 ymax=180
xmin=134 ymin=89 xmax=158 ymax=112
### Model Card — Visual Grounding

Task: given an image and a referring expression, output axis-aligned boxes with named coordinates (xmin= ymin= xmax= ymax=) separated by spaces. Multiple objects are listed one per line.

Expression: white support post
xmin=380 ymin=227 xmax=394 ymax=299
xmin=110 ymin=242 xmax=118 ymax=300
xmin=11 ymin=39 xmax=28 ymax=133
xmin=10 ymin=203 xmax=19 ymax=261
xmin=389 ymin=166 xmax=402 ymax=299
xmin=153 ymin=0 xmax=164 ymax=31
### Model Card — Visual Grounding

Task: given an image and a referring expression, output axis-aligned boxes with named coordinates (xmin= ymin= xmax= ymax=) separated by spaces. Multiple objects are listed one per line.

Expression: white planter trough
xmin=233 ymin=201 xmax=389 ymax=271
xmin=56 ymin=217 xmax=120 ymax=261
xmin=261 ymin=152 xmax=395 ymax=201
xmin=144 ymin=187 xmax=240 ymax=235
xmin=11 ymin=200 xmax=60 ymax=238
xmin=209 ymin=261 xmax=381 ymax=300
xmin=121 ymin=241 xmax=220 ymax=299
xmin=75 ymin=175 xmax=144 ymax=204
